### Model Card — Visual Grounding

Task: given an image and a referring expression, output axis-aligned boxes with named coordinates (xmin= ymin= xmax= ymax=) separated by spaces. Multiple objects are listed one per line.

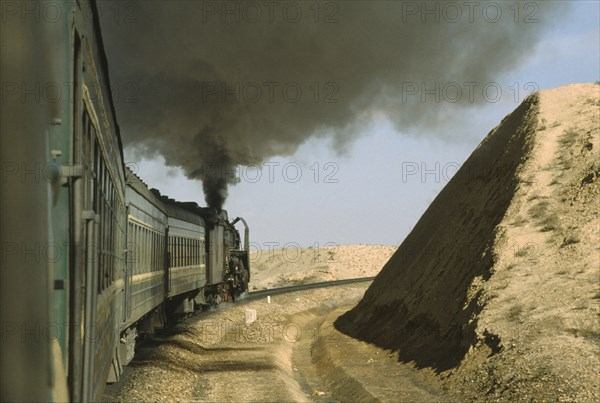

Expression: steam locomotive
xmin=1 ymin=1 xmax=249 ymax=401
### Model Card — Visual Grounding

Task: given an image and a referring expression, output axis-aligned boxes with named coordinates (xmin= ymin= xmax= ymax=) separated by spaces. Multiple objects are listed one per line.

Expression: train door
xmin=69 ymin=33 xmax=100 ymax=402
xmin=124 ymin=206 xmax=131 ymax=321
xmin=81 ymin=107 xmax=100 ymax=399
xmin=165 ymin=227 xmax=171 ymax=295
xmin=68 ymin=33 xmax=84 ymax=402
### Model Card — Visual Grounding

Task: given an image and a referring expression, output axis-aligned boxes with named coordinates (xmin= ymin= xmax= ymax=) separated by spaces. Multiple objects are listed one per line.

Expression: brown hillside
xmin=336 ymin=83 xmax=600 ymax=401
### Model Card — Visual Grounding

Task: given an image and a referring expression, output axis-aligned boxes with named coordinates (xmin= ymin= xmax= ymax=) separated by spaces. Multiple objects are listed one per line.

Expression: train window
xmin=135 ymin=224 xmax=139 ymax=275
xmin=156 ymin=232 xmax=160 ymax=272
xmin=194 ymin=239 xmax=198 ymax=265
xmin=168 ymin=235 xmax=172 ymax=268
xmin=135 ymin=224 xmax=144 ymax=274
xmin=149 ymin=230 xmax=153 ymax=271
xmin=127 ymin=222 xmax=132 ymax=272
xmin=191 ymin=239 xmax=195 ymax=265
xmin=151 ymin=231 xmax=155 ymax=272
xmin=105 ymin=184 xmax=109 ymax=289
xmin=178 ymin=237 xmax=181 ymax=267
xmin=151 ymin=231 xmax=155 ymax=271
xmin=143 ymin=228 xmax=147 ymax=272
xmin=153 ymin=232 xmax=156 ymax=271
xmin=177 ymin=236 xmax=181 ymax=267
xmin=148 ymin=229 xmax=151 ymax=271
xmin=156 ymin=232 xmax=159 ymax=271
xmin=194 ymin=239 xmax=197 ymax=265
xmin=156 ymin=233 xmax=159 ymax=271
xmin=140 ymin=228 xmax=148 ymax=273
xmin=139 ymin=227 xmax=143 ymax=274
xmin=157 ymin=232 xmax=161 ymax=271
xmin=131 ymin=224 xmax=135 ymax=275
xmin=180 ymin=237 xmax=184 ymax=267
xmin=170 ymin=235 xmax=175 ymax=268
xmin=142 ymin=228 xmax=146 ymax=273
xmin=180 ymin=237 xmax=183 ymax=267
xmin=160 ymin=233 xmax=163 ymax=270
xmin=148 ymin=230 xmax=151 ymax=271
xmin=186 ymin=238 xmax=189 ymax=266
xmin=171 ymin=236 xmax=175 ymax=268
xmin=191 ymin=239 xmax=194 ymax=265
xmin=184 ymin=238 xmax=187 ymax=266
xmin=176 ymin=237 xmax=180 ymax=267
xmin=145 ymin=228 xmax=149 ymax=271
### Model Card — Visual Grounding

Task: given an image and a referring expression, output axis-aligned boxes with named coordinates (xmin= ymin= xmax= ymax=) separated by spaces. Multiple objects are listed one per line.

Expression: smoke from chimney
xmin=99 ymin=1 xmax=568 ymax=208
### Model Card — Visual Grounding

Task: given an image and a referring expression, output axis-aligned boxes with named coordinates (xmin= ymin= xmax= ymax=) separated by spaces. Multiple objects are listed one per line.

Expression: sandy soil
xmin=103 ymin=284 xmax=376 ymax=402
xmin=105 ymin=283 xmax=454 ymax=402
xmin=338 ymin=83 xmax=600 ymax=401
xmin=249 ymin=244 xmax=396 ymax=289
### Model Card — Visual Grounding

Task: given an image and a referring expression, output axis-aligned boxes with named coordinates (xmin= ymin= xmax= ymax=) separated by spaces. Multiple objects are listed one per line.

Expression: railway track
xmin=104 ymin=277 xmax=376 ymax=400
xmin=243 ymin=276 xmax=376 ymax=301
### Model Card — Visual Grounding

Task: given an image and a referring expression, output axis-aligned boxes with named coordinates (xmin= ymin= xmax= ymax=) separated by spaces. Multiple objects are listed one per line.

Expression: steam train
xmin=1 ymin=1 xmax=249 ymax=401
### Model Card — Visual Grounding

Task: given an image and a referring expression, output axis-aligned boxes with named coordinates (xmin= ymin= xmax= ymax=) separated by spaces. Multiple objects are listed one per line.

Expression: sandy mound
xmin=249 ymin=244 xmax=396 ymax=289
xmin=337 ymin=83 xmax=599 ymax=401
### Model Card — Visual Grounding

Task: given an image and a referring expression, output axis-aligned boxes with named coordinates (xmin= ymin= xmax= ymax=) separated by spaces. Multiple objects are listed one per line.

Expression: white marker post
xmin=245 ymin=309 xmax=257 ymax=325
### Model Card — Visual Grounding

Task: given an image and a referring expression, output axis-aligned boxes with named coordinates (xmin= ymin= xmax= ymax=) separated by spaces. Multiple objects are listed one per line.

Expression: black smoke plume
xmin=99 ymin=1 xmax=568 ymax=208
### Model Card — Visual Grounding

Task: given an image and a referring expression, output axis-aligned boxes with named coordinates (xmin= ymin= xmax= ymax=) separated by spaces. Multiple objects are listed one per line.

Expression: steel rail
xmin=242 ymin=276 xmax=376 ymax=301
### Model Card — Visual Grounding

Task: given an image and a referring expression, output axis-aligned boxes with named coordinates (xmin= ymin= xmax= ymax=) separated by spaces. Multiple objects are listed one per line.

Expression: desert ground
xmin=249 ymin=244 xmax=396 ymax=289
xmin=107 ymin=83 xmax=599 ymax=402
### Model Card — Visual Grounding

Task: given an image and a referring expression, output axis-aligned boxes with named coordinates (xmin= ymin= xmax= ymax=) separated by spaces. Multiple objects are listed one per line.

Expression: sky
xmin=112 ymin=1 xmax=599 ymax=249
